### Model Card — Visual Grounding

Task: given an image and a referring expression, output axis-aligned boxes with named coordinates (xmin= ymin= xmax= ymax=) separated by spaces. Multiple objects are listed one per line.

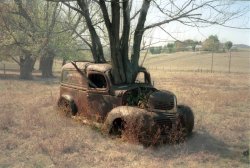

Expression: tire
xmin=109 ymin=118 xmax=125 ymax=137
xmin=58 ymin=98 xmax=77 ymax=117
xmin=177 ymin=105 xmax=194 ymax=136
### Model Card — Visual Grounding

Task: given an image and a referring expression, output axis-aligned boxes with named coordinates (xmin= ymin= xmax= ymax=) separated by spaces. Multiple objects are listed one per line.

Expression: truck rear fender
xmin=58 ymin=94 xmax=77 ymax=113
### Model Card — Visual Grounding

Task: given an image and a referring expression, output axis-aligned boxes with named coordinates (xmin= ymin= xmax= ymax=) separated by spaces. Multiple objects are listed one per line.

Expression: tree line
xmin=149 ymin=35 xmax=233 ymax=54
xmin=0 ymin=0 xmax=88 ymax=79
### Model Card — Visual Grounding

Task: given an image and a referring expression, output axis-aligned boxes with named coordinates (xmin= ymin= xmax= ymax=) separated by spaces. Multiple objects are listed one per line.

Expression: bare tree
xmin=0 ymin=0 xmax=78 ymax=79
xmin=61 ymin=3 xmax=105 ymax=62
xmin=49 ymin=0 xmax=250 ymax=84
xmin=0 ymin=0 xmax=39 ymax=79
xmin=39 ymin=2 xmax=61 ymax=78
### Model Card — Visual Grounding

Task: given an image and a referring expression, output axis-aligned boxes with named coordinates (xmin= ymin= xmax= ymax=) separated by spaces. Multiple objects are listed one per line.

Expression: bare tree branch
xmin=159 ymin=26 xmax=183 ymax=42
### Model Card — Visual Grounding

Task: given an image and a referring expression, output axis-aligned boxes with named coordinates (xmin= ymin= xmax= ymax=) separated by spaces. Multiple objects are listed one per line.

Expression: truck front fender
xmin=103 ymin=106 xmax=153 ymax=134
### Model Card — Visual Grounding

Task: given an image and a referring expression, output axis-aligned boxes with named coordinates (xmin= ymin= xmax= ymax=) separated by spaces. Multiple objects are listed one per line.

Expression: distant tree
xmin=183 ymin=39 xmax=194 ymax=45
xmin=38 ymin=2 xmax=61 ymax=78
xmin=0 ymin=0 xmax=84 ymax=78
xmin=192 ymin=45 xmax=196 ymax=52
xmin=149 ymin=47 xmax=155 ymax=54
xmin=224 ymin=41 xmax=233 ymax=73
xmin=174 ymin=41 xmax=185 ymax=52
xmin=167 ymin=43 xmax=174 ymax=53
xmin=150 ymin=46 xmax=162 ymax=54
xmin=191 ymin=41 xmax=199 ymax=52
xmin=0 ymin=1 xmax=61 ymax=79
xmin=202 ymin=35 xmax=220 ymax=72
xmin=184 ymin=40 xmax=199 ymax=52
xmin=0 ymin=1 xmax=41 ymax=79
xmin=174 ymin=40 xmax=198 ymax=52
xmin=162 ymin=45 xmax=168 ymax=53
xmin=202 ymin=35 xmax=220 ymax=52
xmin=225 ymin=41 xmax=233 ymax=51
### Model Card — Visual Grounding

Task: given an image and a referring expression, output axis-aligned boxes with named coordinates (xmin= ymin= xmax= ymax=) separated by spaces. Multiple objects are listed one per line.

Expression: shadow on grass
xmin=0 ymin=73 xmax=60 ymax=85
xmin=151 ymin=129 xmax=249 ymax=164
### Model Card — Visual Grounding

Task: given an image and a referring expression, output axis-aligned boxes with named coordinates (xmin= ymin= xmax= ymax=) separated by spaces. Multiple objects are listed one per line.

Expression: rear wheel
xmin=58 ymin=98 xmax=77 ymax=117
xmin=177 ymin=105 xmax=194 ymax=136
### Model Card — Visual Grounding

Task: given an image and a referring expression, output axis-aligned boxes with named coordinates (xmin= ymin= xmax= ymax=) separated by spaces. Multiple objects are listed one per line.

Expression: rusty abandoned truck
xmin=58 ymin=61 xmax=194 ymax=143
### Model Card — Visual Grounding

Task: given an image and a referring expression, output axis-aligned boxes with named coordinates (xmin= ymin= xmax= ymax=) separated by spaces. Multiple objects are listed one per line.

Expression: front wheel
xmin=177 ymin=105 xmax=194 ymax=136
xmin=109 ymin=118 xmax=125 ymax=137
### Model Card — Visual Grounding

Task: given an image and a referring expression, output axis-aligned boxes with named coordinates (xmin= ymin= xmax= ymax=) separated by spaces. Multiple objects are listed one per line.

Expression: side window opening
xmin=88 ymin=73 xmax=107 ymax=89
xmin=61 ymin=70 xmax=86 ymax=87
xmin=61 ymin=70 xmax=67 ymax=82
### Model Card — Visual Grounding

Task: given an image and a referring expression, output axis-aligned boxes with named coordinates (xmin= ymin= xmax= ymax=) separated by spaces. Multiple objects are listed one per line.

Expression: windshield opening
xmin=110 ymin=70 xmax=151 ymax=86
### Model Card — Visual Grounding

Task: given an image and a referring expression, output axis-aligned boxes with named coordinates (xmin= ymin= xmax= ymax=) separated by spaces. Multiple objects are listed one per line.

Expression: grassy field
xmin=0 ymin=70 xmax=249 ymax=167
xmin=0 ymin=51 xmax=249 ymax=167
xmin=143 ymin=51 xmax=250 ymax=73
xmin=0 ymin=51 xmax=249 ymax=74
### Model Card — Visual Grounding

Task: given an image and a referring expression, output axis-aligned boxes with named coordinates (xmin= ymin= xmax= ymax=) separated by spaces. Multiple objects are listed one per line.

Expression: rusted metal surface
xmin=58 ymin=61 xmax=193 ymax=142
xmin=62 ymin=62 xmax=112 ymax=73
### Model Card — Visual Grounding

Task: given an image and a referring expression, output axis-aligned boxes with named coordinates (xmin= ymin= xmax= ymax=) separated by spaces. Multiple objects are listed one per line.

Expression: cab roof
xmin=62 ymin=61 xmax=112 ymax=73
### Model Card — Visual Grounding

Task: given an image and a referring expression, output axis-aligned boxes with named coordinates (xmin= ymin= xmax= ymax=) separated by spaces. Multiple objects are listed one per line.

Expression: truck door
xmin=61 ymin=70 xmax=88 ymax=116
xmin=87 ymin=72 xmax=113 ymax=122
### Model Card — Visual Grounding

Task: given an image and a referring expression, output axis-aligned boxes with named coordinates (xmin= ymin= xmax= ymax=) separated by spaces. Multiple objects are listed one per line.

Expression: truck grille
xmin=154 ymin=101 xmax=174 ymax=110
xmin=154 ymin=114 xmax=177 ymax=135
xmin=147 ymin=91 xmax=175 ymax=111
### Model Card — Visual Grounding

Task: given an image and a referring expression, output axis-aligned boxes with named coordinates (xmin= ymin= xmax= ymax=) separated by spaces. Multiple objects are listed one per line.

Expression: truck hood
xmin=112 ymin=84 xmax=155 ymax=97
xmin=147 ymin=90 xmax=176 ymax=111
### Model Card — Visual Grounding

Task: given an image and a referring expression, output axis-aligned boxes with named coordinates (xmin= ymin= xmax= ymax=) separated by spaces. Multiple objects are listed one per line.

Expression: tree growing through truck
xmin=51 ymin=0 xmax=249 ymax=84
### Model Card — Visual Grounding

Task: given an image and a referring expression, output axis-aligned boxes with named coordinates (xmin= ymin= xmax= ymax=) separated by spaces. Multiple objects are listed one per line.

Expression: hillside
xmin=234 ymin=44 xmax=250 ymax=48
xmin=142 ymin=51 xmax=250 ymax=73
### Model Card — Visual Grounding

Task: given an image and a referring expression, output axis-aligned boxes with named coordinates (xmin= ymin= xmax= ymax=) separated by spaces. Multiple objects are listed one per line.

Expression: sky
xmin=141 ymin=0 xmax=250 ymax=46
xmin=150 ymin=22 xmax=250 ymax=46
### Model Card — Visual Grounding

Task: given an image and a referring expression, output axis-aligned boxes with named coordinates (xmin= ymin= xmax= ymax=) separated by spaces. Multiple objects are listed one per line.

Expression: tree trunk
xmin=76 ymin=0 xmax=150 ymax=84
xmin=130 ymin=0 xmax=151 ymax=81
xmin=40 ymin=49 xmax=55 ymax=78
xmin=109 ymin=0 xmax=127 ymax=84
xmin=20 ymin=54 xmax=35 ymax=80
xmin=120 ymin=0 xmax=132 ymax=83
xmin=77 ymin=0 xmax=106 ymax=63
xmin=39 ymin=57 xmax=43 ymax=70
xmin=62 ymin=58 xmax=66 ymax=66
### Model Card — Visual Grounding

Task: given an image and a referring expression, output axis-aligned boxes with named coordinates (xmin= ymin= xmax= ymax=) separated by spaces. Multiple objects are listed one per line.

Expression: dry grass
xmin=0 ymin=71 xmax=249 ymax=167
xmin=143 ymin=51 xmax=250 ymax=73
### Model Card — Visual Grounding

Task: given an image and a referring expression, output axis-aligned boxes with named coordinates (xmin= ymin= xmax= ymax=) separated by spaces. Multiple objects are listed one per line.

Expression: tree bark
xmin=131 ymin=0 xmax=150 ymax=66
xmin=77 ymin=0 xmax=106 ymax=63
xmin=99 ymin=0 xmax=132 ymax=84
xmin=40 ymin=49 xmax=55 ymax=78
xmin=19 ymin=53 xmax=35 ymax=80
xmin=62 ymin=58 xmax=67 ymax=66
xmin=109 ymin=0 xmax=127 ymax=84
xmin=99 ymin=0 xmax=125 ymax=84
xmin=131 ymin=0 xmax=151 ymax=80
xmin=74 ymin=0 xmax=151 ymax=84
xmin=120 ymin=0 xmax=132 ymax=83
xmin=39 ymin=2 xmax=58 ymax=77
